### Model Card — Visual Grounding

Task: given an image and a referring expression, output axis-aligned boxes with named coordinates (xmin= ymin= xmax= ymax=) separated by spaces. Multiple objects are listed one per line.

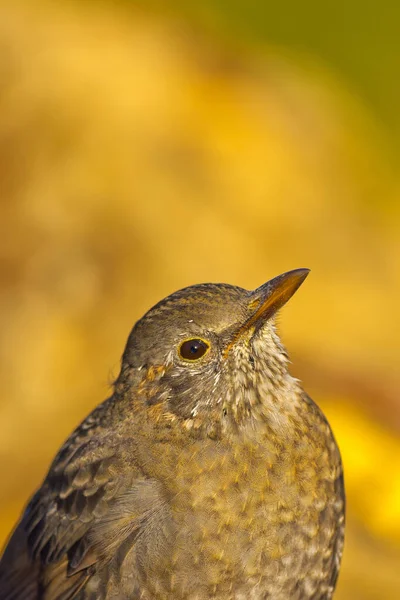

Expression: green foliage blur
xmin=144 ymin=0 xmax=400 ymax=156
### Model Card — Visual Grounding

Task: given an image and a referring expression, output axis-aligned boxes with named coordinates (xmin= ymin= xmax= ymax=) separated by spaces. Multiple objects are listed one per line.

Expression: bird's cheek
xmin=163 ymin=374 xmax=198 ymax=419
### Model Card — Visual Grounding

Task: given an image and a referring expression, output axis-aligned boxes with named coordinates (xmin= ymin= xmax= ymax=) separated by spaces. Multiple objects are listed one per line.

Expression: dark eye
xmin=179 ymin=338 xmax=210 ymax=361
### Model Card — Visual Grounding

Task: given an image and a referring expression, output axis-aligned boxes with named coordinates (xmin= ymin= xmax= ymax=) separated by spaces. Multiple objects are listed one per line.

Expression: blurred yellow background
xmin=0 ymin=1 xmax=399 ymax=598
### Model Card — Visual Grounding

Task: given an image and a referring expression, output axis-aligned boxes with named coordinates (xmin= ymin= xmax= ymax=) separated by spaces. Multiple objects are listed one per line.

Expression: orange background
xmin=0 ymin=2 xmax=399 ymax=598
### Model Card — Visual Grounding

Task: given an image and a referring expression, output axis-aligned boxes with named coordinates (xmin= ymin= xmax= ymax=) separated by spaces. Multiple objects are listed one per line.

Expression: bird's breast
xmin=165 ymin=424 xmax=343 ymax=599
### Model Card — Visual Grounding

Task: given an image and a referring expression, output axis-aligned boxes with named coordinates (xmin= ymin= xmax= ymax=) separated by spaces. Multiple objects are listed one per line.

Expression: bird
xmin=0 ymin=268 xmax=345 ymax=600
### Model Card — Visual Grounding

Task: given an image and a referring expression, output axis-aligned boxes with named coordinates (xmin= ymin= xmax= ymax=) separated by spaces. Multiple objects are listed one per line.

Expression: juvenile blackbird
xmin=0 ymin=269 xmax=345 ymax=600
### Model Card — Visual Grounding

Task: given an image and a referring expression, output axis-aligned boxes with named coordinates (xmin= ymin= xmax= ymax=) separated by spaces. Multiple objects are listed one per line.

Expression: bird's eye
xmin=179 ymin=338 xmax=210 ymax=361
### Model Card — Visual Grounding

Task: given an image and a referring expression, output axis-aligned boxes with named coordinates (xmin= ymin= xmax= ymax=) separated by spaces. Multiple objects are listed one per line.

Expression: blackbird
xmin=0 ymin=269 xmax=345 ymax=600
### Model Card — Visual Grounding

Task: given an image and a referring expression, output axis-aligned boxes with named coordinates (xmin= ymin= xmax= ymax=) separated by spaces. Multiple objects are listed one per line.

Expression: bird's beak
xmin=247 ymin=268 xmax=310 ymax=327
xmin=224 ymin=269 xmax=310 ymax=357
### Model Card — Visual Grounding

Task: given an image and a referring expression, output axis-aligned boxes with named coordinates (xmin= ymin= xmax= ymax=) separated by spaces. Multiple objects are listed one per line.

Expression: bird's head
xmin=118 ymin=269 xmax=309 ymax=440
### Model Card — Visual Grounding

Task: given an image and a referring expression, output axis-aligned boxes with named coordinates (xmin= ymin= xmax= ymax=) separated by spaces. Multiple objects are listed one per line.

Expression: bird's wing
xmin=0 ymin=404 xmax=171 ymax=600
xmin=303 ymin=393 xmax=346 ymax=598
xmin=328 ymin=466 xmax=346 ymax=595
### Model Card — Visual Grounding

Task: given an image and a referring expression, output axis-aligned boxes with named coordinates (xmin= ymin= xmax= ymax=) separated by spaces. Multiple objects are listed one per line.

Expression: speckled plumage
xmin=0 ymin=270 xmax=345 ymax=600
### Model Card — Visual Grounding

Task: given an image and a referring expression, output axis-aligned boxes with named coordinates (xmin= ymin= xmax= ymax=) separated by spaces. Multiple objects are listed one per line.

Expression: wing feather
xmin=0 ymin=398 xmax=157 ymax=599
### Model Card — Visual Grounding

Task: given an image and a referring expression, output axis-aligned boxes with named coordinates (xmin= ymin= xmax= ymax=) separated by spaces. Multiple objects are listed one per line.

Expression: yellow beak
xmin=224 ymin=268 xmax=310 ymax=357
